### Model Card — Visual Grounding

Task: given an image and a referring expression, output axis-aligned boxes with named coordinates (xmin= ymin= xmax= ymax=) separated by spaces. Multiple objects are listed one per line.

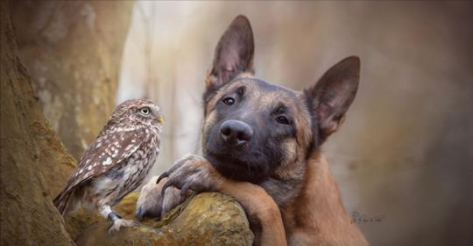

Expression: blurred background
xmin=10 ymin=1 xmax=472 ymax=245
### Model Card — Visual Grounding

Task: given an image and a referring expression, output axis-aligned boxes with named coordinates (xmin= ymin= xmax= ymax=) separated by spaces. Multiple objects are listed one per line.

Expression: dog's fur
xmin=136 ymin=15 xmax=368 ymax=246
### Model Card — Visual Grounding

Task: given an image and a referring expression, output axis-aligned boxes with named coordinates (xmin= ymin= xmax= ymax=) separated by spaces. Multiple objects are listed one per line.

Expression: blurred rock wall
xmin=10 ymin=1 xmax=135 ymax=160
xmin=0 ymin=2 xmax=75 ymax=244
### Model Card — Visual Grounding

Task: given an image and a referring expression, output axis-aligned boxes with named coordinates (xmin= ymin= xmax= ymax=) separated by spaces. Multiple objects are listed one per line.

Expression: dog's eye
xmin=276 ymin=116 xmax=290 ymax=125
xmin=140 ymin=107 xmax=151 ymax=115
xmin=222 ymin=97 xmax=235 ymax=105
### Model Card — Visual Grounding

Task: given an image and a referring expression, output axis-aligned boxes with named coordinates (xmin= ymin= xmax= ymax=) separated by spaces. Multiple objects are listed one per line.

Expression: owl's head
xmin=112 ymin=99 xmax=164 ymax=127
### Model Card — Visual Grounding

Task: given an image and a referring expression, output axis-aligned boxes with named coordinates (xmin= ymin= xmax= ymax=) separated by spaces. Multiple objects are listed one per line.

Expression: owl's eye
xmin=276 ymin=116 xmax=290 ymax=125
xmin=140 ymin=107 xmax=151 ymax=115
xmin=222 ymin=97 xmax=235 ymax=105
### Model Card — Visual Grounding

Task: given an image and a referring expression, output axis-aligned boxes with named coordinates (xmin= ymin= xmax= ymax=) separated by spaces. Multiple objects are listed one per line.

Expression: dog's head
xmin=202 ymin=15 xmax=360 ymax=183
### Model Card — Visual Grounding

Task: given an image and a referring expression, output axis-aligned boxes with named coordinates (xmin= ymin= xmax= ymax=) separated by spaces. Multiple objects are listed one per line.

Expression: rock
xmin=64 ymin=192 xmax=139 ymax=240
xmin=10 ymin=1 xmax=135 ymax=160
xmin=75 ymin=192 xmax=254 ymax=246
xmin=0 ymin=2 xmax=74 ymax=245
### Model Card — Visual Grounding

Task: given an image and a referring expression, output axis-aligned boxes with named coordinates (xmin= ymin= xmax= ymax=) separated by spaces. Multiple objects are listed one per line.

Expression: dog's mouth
xmin=204 ymin=147 xmax=270 ymax=183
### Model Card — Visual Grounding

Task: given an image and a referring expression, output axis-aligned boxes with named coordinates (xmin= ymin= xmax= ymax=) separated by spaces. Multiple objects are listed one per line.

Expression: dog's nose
xmin=220 ymin=120 xmax=253 ymax=146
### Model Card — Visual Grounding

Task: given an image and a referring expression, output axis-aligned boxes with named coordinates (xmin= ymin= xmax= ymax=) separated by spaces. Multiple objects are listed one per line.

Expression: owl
xmin=54 ymin=99 xmax=163 ymax=232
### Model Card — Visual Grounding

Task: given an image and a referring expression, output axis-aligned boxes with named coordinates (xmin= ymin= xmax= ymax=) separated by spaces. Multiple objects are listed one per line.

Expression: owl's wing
xmin=54 ymin=128 xmax=146 ymax=213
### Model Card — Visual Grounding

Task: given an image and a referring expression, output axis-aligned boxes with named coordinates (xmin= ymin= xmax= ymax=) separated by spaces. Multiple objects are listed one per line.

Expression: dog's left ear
xmin=206 ymin=15 xmax=255 ymax=90
xmin=306 ymin=56 xmax=360 ymax=141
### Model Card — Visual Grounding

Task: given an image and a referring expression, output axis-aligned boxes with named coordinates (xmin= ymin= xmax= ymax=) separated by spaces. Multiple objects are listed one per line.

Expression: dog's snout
xmin=220 ymin=120 xmax=253 ymax=146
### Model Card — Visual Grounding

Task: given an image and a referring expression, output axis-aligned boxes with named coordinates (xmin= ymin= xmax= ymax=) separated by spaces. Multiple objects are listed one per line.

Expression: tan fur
xmin=199 ymin=78 xmax=368 ymax=245
xmin=136 ymin=15 xmax=367 ymax=246
xmin=283 ymin=151 xmax=368 ymax=245
xmin=200 ymin=64 xmax=366 ymax=245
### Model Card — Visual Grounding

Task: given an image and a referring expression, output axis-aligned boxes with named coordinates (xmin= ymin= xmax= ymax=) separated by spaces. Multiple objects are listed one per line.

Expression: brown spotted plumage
xmin=54 ymin=99 xmax=163 ymax=232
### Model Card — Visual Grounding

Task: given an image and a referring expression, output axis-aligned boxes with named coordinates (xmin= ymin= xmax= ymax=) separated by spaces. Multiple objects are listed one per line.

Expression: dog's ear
xmin=306 ymin=56 xmax=360 ymax=141
xmin=206 ymin=15 xmax=255 ymax=90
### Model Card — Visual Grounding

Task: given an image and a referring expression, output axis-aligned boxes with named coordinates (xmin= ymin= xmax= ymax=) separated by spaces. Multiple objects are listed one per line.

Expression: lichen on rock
xmin=75 ymin=192 xmax=254 ymax=246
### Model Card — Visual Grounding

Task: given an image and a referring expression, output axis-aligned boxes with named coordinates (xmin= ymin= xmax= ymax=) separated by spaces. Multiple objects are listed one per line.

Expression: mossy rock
xmin=64 ymin=192 xmax=139 ymax=239
xmin=75 ymin=192 xmax=254 ymax=246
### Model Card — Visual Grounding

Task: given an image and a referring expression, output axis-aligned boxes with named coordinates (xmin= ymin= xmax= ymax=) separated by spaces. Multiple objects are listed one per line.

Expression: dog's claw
xmin=180 ymin=183 xmax=191 ymax=197
xmin=160 ymin=180 xmax=173 ymax=210
xmin=157 ymin=172 xmax=169 ymax=184
xmin=156 ymin=155 xmax=215 ymax=215
xmin=162 ymin=180 xmax=175 ymax=195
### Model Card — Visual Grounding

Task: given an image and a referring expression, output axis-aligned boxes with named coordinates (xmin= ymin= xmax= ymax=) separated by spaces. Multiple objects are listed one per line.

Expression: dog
xmin=136 ymin=15 xmax=368 ymax=246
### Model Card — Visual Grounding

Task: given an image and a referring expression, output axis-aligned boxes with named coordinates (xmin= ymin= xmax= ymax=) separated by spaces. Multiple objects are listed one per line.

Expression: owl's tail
xmin=53 ymin=188 xmax=76 ymax=216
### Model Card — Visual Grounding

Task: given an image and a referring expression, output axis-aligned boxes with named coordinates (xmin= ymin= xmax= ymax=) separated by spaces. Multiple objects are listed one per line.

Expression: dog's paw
xmin=157 ymin=155 xmax=220 ymax=198
xmin=136 ymin=155 xmax=220 ymax=220
xmin=136 ymin=176 xmax=182 ymax=220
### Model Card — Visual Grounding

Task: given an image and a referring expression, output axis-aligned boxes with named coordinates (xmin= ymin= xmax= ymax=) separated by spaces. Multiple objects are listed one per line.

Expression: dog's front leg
xmin=158 ymin=154 xmax=287 ymax=246
xmin=217 ymin=178 xmax=287 ymax=246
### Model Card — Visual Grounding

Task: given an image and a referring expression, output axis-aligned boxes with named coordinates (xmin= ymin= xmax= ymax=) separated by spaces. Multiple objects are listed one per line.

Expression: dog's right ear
xmin=206 ymin=15 xmax=255 ymax=91
xmin=306 ymin=56 xmax=360 ymax=142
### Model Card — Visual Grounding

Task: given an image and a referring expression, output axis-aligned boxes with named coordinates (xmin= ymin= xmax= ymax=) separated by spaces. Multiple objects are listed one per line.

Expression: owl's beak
xmin=156 ymin=115 xmax=165 ymax=124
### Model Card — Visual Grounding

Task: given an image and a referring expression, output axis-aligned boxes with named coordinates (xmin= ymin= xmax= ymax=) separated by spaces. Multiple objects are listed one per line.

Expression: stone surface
xmin=10 ymin=1 xmax=135 ymax=160
xmin=75 ymin=193 xmax=254 ymax=246
xmin=0 ymin=2 xmax=74 ymax=245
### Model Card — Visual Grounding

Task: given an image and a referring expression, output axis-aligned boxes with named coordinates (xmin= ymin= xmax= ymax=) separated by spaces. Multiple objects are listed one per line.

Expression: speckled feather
xmin=54 ymin=99 xmax=162 ymax=215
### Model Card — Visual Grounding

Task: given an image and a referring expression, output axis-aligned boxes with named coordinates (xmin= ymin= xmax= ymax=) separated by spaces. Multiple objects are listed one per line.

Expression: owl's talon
xmin=108 ymin=218 xmax=139 ymax=234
